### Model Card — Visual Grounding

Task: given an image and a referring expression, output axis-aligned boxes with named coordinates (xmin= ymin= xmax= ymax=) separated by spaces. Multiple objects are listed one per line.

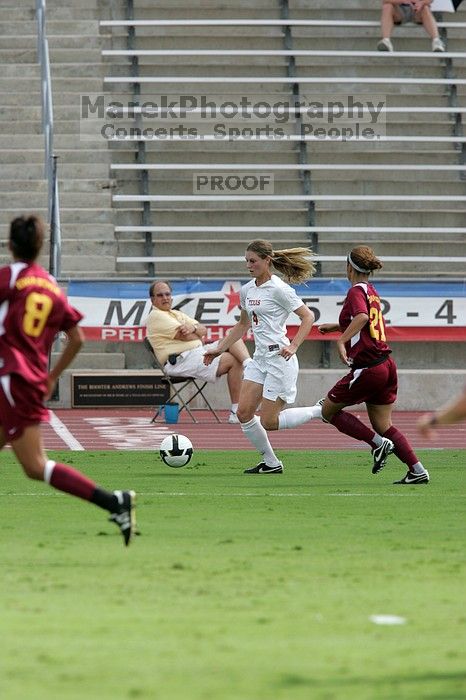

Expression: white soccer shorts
xmin=243 ymin=353 xmax=298 ymax=404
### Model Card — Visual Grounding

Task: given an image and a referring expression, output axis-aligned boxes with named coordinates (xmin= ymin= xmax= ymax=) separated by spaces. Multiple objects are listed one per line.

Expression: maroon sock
xmin=330 ymin=410 xmax=376 ymax=447
xmin=49 ymin=462 xmax=97 ymax=501
xmin=384 ymin=426 xmax=418 ymax=470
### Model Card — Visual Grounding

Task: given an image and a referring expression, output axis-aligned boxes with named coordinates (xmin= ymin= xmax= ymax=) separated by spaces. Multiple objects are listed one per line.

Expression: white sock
xmin=278 ymin=405 xmax=322 ymax=430
xmin=241 ymin=416 xmax=281 ymax=466
xmin=372 ymin=434 xmax=384 ymax=448
xmin=411 ymin=461 xmax=427 ymax=475
xmin=44 ymin=460 xmax=56 ymax=483
xmin=230 ymin=403 xmax=238 ymax=414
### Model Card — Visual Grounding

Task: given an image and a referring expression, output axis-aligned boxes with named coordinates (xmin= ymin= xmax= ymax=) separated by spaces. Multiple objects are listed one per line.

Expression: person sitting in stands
xmin=378 ymin=0 xmax=445 ymax=52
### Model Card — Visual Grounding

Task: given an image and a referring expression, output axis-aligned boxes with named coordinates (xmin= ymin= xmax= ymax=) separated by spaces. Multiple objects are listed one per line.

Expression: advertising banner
xmin=68 ymin=279 xmax=466 ymax=343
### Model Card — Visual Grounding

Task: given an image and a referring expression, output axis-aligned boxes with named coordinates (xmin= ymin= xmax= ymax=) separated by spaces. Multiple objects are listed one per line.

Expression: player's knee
xmin=237 ymin=407 xmax=254 ymax=423
xmin=260 ymin=416 xmax=279 ymax=431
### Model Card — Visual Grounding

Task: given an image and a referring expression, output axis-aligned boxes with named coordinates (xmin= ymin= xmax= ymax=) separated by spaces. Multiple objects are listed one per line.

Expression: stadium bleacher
xmin=99 ymin=3 xmax=466 ymax=279
xmin=0 ymin=0 xmax=464 ymax=409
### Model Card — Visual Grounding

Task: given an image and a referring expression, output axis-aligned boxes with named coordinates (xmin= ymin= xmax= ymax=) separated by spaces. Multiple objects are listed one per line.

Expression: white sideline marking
xmin=370 ymin=615 xmax=407 ymax=626
xmin=143 ymin=492 xmax=414 ymax=497
xmin=0 ymin=491 xmax=417 ymax=498
xmin=49 ymin=411 xmax=85 ymax=451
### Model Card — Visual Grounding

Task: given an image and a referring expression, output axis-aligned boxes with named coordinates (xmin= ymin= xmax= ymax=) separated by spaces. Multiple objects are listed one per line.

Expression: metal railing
xmin=36 ymin=0 xmax=61 ymax=277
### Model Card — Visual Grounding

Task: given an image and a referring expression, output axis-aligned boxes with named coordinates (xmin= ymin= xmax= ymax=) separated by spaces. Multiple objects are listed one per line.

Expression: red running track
xmin=42 ymin=409 xmax=465 ymax=452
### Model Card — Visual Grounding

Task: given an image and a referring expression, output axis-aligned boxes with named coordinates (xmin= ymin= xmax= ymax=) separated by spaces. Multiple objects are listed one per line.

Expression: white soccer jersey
xmin=240 ymin=274 xmax=303 ymax=356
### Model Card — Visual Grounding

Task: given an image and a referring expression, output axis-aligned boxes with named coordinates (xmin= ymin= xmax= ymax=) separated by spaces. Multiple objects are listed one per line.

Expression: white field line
xmin=49 ymin=411 xmax=85 ymax=451
xmin=0 ymin=491 xmax=435 ymax=498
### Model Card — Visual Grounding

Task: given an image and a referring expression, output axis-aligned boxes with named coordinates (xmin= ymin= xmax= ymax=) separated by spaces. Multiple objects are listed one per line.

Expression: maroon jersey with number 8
xmin=338 ymin=282 xmax=391 ymax=369
xmin=0 ymin=262 xmax=83 ymax=393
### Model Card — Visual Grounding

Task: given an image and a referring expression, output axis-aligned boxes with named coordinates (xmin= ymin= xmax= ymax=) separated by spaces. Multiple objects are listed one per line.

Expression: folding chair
xmin=143 ymin=337 xmax=222 ymax=423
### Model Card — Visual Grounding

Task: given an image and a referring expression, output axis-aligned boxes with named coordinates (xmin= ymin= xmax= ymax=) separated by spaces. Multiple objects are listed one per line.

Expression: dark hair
xmin=149 ymin=279 xmax=172 ymax=297
xmin=348 ymin=246 xmax=383 ymax=274
xmin=9 ymin=215 xmax=45 ymax=262
xmin=246 ymin=239 xmax=315 ymax=284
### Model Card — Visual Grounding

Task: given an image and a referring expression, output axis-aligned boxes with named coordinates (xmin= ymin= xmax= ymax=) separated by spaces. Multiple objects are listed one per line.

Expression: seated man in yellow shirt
xmin=145 ymin=280 xmax=251 ymax=423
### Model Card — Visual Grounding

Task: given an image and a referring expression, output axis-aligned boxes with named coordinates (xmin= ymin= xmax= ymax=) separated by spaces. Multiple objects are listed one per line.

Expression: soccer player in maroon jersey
xmin=0 ymin=215 xmax=136 ymax=544
xmin=318 ymin=245 xmax=429 ymax=485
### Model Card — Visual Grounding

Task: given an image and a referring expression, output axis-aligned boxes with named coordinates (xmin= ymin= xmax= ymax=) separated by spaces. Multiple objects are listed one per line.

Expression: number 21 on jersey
xmin=23 ymin=292 xmax=53 ymax=337
xmin=369 ymin=306 xmax=386 ymax=342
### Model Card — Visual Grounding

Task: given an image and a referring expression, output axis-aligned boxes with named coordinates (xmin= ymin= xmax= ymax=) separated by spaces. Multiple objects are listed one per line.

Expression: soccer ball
xmin=159 ymin=434 xmax=193 ymax=468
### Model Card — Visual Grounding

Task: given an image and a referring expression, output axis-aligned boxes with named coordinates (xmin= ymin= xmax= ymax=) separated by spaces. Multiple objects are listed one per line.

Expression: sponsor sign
xmin=67 ymin=279 xmax=466 ymax=343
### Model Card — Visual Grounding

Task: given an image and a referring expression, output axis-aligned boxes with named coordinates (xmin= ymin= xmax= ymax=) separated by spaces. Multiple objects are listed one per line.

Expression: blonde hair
xmin=348 ymin=246 xmax=383 ymax=274
xmin=246 ymin=239 xmax=315 ymax=284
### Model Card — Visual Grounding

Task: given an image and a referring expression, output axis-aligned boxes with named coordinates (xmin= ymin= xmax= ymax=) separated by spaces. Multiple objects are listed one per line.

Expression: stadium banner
xmin=68 ymin=279 xmax=466 ymax=343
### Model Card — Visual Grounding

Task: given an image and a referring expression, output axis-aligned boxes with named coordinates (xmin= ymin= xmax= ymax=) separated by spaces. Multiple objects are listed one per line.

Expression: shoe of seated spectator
xmin=228 ymin=411 xmax=240 ymax=424
xmin=377 ymin=38 xmax=394 ymax=52
xmin=432 ymin=37 xmax=445 ymax=52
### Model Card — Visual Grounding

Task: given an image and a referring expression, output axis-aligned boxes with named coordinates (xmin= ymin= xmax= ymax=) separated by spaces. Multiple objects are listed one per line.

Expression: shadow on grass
xmin=275 ymin=670 xmax=466 ymax=694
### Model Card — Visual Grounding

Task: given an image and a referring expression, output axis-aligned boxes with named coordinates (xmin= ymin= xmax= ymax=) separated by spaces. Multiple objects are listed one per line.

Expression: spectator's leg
xmin=227 ymin=339 xmax=251 ymax=365
xmin=217 ymin=352 xmax=243 ymax=404
xmin=380 ymin=3 xmax=396 ymax=40
xmin=417 ymin=7 xmax=439 ymax=39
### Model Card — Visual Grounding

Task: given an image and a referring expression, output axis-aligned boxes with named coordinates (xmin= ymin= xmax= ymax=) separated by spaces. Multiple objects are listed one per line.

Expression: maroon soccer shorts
xmin=0 ymin=374 xmax=49 ymax=441
xmin=327 ymin=356 xmax=398 ymax=406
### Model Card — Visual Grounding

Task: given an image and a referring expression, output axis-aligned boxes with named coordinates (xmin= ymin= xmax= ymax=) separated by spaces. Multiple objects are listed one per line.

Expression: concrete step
xmin=319 ymin=240 xmax=466 ymax=256
xmin=0 ymin=149 xmax=110 ymax=165
xmin=0 ymin=207 xmax=114 ymax=225
xmin=60 ymin=239 xmax=116 ymax=256
xmin=0 ymin=48 xmax=103 ymax=64
xmin=0 ymin=191 xmax=111 ymax=208
xmin=51 ymin=351 xmax=125 ymax=370
xmin=0 ymin=222 xmax=115 ymax=240
xmin=314 ymin=199 xmax=466 ymax=211
xmin=0 ymin=77 xmax=104 ymax=92
xmin=0 ymin=35 xmax=106 ymax=50
xmin=0 ymin=21 xmax=101 ymax=36
xmin=107 ymin=36 xmax=290 ymax=51
xmin=60 ymin=254 xmax=115 ymax=273
xmin=114 ymin=208 xmax=309 ymax=226
xmin=316 ymin=209 xmax=466 ymax=227
xmin=111 ymin=179 xmax=466 ymax=196
xmin=0 ymin=163 xmax=111 ymax=179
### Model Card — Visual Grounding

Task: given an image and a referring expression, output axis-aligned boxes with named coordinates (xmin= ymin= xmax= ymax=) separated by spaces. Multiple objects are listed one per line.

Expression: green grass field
xmin=0 ymin=448 xmax=465 ymax=700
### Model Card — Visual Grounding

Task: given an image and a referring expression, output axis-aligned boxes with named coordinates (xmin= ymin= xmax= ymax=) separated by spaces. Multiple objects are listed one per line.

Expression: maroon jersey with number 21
xmin=338 ymin=282 xmax=391 ymax=369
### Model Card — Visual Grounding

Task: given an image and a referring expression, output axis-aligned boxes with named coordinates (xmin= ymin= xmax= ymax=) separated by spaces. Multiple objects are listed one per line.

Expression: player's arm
xmin=46 ymin=325 xmax=84 ymax=400
xmin=318 ymin=323 xmax=341 ymax=334
xmin=203 ymin=310 xmax=251 ymax=365
xmin=417 ymin=388 xmax=466 ymax=438
xmin=280 ymin=304 xmax=314 ymax=360
xmin=336 ymin=313 xmax=369 ymax=366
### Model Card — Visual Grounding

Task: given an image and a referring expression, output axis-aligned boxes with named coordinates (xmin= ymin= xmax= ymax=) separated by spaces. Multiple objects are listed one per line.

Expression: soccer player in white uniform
xmin=204 ymin=239 xmax=323 ymax=473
